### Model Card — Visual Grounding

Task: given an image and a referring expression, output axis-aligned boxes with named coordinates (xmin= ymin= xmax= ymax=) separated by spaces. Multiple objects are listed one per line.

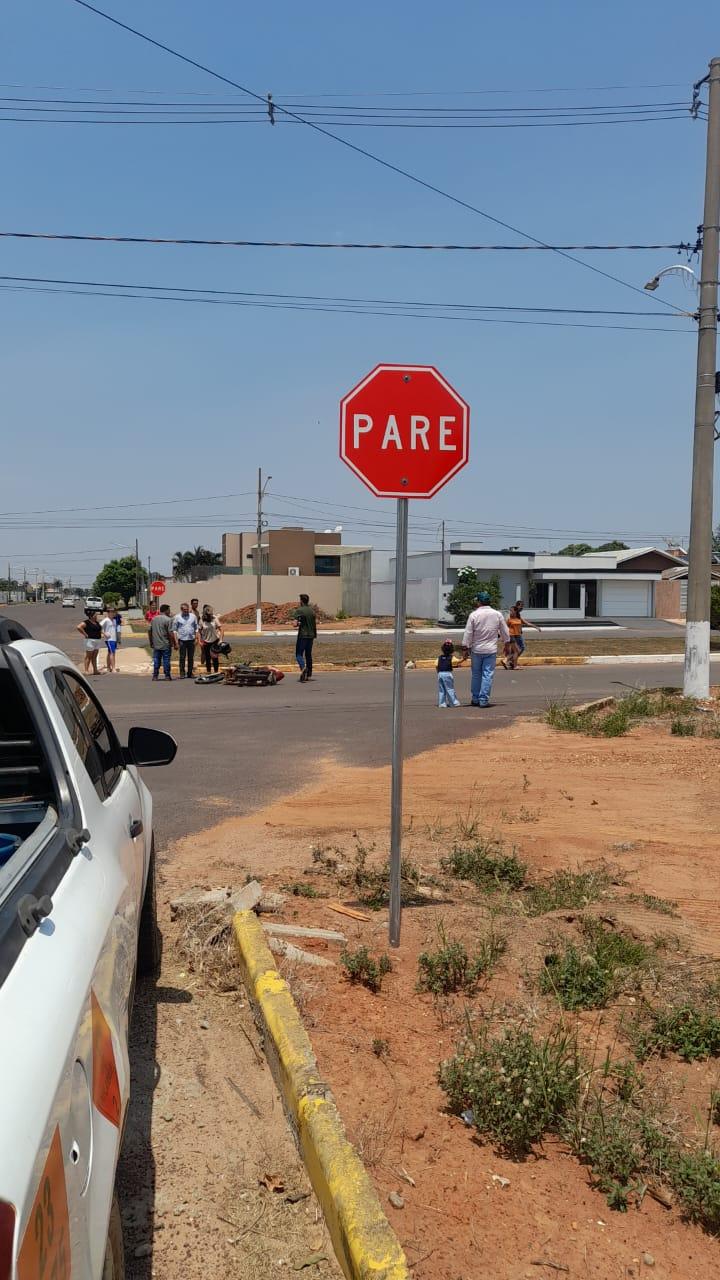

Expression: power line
xmin=0 ymin=80 xmax=691 ymax=97
xmin=0 ymin=280 xmax=690 ymax=332
xmin=0 ymin=229 xmax=694 ymax=251
xmin=69 ymin=0 xmax=690 ymax=316
xmin=0 ymin=274 xmax=690 ymax=317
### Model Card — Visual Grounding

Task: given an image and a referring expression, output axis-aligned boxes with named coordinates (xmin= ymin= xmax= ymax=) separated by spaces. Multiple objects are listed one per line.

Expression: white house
xmin=371 ymin=544 xmax=680 ymax=622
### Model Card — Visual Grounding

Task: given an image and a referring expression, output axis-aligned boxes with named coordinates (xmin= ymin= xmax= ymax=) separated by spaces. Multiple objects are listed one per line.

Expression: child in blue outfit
xmin=436 ymin=639 xmax=461 ymax=707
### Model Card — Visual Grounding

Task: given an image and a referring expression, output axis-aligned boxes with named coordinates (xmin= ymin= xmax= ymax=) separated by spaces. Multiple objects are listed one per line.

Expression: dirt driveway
xmin=124 ymin=713 xmax=720 ymax=1278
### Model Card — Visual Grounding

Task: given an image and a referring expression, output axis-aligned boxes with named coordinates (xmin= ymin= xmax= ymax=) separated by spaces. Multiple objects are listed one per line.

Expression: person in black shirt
xmin=77 ymin=609 xmax=103 ymax=676
xmin=436 ymin=638 xmax=461 ymax=707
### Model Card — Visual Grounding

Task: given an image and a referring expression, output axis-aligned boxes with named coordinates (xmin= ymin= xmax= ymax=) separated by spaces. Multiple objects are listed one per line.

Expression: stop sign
xmin=340 ymin=364 xmax=469 ymax=499
xmin=150 ymin=580 xmax=166 ymax=597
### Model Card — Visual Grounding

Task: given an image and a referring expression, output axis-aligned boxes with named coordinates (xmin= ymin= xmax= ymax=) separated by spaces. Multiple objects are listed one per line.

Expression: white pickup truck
xmin=0 ymin=617 xmax=176 ymax=1278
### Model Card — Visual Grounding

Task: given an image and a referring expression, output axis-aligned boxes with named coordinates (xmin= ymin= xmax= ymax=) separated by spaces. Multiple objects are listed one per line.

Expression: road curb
xmin=232 ymin=910 xmax=409 ymax=1280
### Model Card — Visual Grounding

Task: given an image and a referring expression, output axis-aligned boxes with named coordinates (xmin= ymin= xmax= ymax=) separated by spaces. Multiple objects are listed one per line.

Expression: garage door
xmin=599 ymin=580 xmax=652 ymax=617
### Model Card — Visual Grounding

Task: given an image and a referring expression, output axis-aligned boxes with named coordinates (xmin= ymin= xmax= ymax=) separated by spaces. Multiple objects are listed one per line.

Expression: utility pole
xmin=7 ymin=561 xmax=11 ymax=605
xmin=685 ymin=57 xmax=720 ymax=698
xmin=255 ymin=467 xmax=272 ymax=632
xmin=134 ymin=538 xmax=140 ymax=607
xmin=440 ymin=520 xmax=446 ymax=583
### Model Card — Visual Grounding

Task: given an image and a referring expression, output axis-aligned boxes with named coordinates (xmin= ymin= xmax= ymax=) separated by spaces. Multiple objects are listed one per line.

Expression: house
xmin=162 ymin=528 xmax=371 ymax=617
xmin=371 ymin=544 xmax=681 ymax=622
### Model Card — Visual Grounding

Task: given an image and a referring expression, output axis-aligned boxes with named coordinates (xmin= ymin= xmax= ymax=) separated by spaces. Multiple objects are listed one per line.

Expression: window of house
xmin=47 ymin=670 xmax=123 ymax=800
xmin=314 ymin=556 xmax=341 ymax=576
xmin=528 ymin=582 xmax=549 ymax=608
xmin=569 ymin=581 xmax=582 ymax=609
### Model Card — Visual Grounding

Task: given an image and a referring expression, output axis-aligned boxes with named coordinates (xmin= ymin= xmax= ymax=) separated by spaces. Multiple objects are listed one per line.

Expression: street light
xmin=644 ymin=265 xmax=699 ymax=295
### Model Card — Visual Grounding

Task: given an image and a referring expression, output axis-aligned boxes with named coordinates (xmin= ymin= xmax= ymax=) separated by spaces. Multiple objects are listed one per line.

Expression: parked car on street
xmin=61 ymin=596 xmax=76 ymax=608
xmin=84 ymin=596 xmax=103 ymax=611
xmin=0 ymin=616 xmax=176 ymax=1277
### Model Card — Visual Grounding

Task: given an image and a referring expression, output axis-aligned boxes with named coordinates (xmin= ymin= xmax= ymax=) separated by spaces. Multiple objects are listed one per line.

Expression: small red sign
xmin=150 ymin=580 xmax=166 ymax=597
xmin=340 ymin=364 xmax=470 ymax=499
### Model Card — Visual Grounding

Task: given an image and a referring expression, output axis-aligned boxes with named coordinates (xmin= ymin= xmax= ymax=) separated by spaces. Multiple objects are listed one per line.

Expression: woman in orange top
xmin=504 ymin=600 xmax=541 ymax=669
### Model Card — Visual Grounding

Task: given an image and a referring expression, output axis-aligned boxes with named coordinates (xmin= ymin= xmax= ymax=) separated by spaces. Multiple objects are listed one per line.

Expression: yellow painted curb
xmin=233 ymin=911 xmax=409 ymax=1280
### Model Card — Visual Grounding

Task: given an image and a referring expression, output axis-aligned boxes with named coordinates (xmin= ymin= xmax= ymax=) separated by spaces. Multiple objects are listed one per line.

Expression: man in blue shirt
xmin=172 ymin=602 xmax=199 ymax=679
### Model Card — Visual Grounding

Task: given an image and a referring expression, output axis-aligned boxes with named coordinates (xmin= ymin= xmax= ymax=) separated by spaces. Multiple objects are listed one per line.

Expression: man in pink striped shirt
xmin=461 ymin=591 xmax=510 ymax=708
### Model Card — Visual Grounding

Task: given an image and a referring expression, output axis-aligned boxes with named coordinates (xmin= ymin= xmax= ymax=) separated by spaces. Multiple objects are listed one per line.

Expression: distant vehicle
xmin=85 ymin=596 xmax=104 ymax=611
xmin=45 ymin=592 xmax=60 ymax=604
xmin=0 ymin=615 xmax=177 ymax=1276
xmin=61 ymin=596 xmax=76 ymax=608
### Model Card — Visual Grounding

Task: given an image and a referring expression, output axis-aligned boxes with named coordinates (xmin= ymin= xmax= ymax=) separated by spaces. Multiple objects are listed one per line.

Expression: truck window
xmin=48 ymin=671 xmax=123 ymax=800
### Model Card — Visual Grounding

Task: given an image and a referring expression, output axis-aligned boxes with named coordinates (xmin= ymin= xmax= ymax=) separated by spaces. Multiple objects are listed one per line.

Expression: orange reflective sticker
xmin=17 ymin=1126 xmax=70 ymax=1280
xmin=91 ymin=990 xmax=121 ymax=1127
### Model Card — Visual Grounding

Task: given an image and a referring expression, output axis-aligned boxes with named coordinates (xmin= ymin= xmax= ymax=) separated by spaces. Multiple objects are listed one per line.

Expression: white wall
xmin=371 ymin=577 xmax=443 ymax=620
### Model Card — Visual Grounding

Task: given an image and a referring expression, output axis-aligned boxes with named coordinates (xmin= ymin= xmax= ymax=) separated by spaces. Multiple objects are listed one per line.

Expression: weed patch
xmin=671 ymin=717 xmax=696 ymax=737
xmin=439 ymin=1023 xmax=582 ymax=1159
xmin=441 ymin=838 xmax=527 ymax=892
xmin=282 ymin=882 xmax=321 ymax=899
xmin=340 ymin=945 xmax=392 ymax=993
xmin=625 ymin=891 xmax=679 ymax=918
xmin=525 ymin=868 xmax=612 ymax=916
xmin=417 ymin=924 xmax=505 ymax=996
xmin=633 ymin=1003 xmax=720 ymax=1062
xmin=673 ymin=1148 xmax=720 ymax=1233
xmin=540 ymin=920 xmax=649 ymax=1011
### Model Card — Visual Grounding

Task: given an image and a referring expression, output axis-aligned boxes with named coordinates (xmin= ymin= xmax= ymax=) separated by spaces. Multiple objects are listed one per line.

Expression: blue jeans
xmin=153 ymin=648 xmax=171 ymax=678
xmin=296 ymin=636 xmax=314 ymax=676
xmin=437 ymin=671 xmax=460 ymax=707
xmin=470 ymin=652 xmax=496 ymax=706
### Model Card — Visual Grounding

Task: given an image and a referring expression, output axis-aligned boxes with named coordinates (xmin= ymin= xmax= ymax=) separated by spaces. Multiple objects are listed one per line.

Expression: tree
xmin=172 ymin=546 xmax=223 ymax=581
xmin=94 ymin=556 xmax=148 ymax=605
xmin=558 ymin=540 xmax=629 ymax=556
xmin=712 ymin=584 xmax=720 ymax=629
xmin=445 ymin=566 xmax=502 ymax=625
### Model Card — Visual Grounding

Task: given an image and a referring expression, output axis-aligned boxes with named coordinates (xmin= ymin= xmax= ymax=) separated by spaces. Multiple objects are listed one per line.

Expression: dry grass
xmin=175 ymin=904 xmax=243 ymax=992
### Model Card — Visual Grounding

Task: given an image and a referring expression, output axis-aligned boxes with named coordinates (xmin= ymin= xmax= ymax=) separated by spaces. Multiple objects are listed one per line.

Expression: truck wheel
xmin=137 ymin=836 xmax=162 ymax=979
xmin=102 ymin=1193 xmax=125 ymax=1280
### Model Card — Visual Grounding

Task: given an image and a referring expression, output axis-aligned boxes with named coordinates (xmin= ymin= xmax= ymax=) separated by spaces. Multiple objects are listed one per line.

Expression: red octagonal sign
xmin=340 ymin=364 xmax=470 ymax=499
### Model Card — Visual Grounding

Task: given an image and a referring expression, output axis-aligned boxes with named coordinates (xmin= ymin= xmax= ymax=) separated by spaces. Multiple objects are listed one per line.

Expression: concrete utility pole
xmin=685 ymin=56 xmax=720 ymax=698
xmin=255 ymin=467 xmax=272 ymax=632
xmin=134 ymin=538 xmax=140 ymax=607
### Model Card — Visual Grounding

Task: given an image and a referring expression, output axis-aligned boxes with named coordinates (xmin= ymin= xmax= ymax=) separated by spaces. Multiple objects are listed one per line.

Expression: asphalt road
xmin=5 ymin=604 xmax=703 ymax=845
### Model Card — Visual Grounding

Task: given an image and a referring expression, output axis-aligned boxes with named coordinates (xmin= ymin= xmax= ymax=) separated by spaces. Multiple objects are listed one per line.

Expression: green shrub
xmin=348 ymin=837 xmax=422 ymax=910
xmin=340 ymin=945 xmax=391 ymax=993
xmin=417 ymin=925 xmax=505 ymax=996
xmin=633 ymin=1003 xmax=720 ymax=1062
xmin=673 ymin=1148 xmax=720 ymax=1233
xmin=439 ymin=1024 xmax=582 ymax=1159
xmin=282 ymin=882 xmax=320 ymax=898
xmin=540 ymin=920 xmax=649 ymax=1011
xmin=545 ymin=703 xmax=596 ymax=733
xmin=526 ymin=868 xmax=612 ymax=916
xmin=441 ymin=838 xmax=527 ymax=892
xmin=671 ymin=717 xmax=696 ymax=737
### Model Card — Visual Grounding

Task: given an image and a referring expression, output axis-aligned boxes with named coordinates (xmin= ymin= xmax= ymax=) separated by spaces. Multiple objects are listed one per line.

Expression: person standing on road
xmin=150 ymin=603 xmax=176 ymax=681
xmin=172 ymin=602 xmax=199 ymax=679
xmin=293 ymin=593 xmax=317 ymax=683
xmin=190 ymin=597 xmax=201 ymax=627
xmin=77 ymin=609 xmax=102 ymax=675
xmin=462 ymin=592 xmax=510 ymax=708
xmin=436 ymin=638 xmax=462 ymax=708
xmin=101 ymin=606 xmax=119 ymax=673
xmin=199 ymin=604 xmax=224 ymax=673
xmin=504 ymin=600 xmax=541 ymax=670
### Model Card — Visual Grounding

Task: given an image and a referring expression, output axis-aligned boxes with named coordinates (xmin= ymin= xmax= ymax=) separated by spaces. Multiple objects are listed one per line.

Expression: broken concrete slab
xmin=262 ymin=923 xmax=346 ymax=944
xmin=257 ymin=891 xmax=286 ymax=914
xmin=170 ymin=880 xmax=263 ymax=920
xmin=267 ymin=938 xmax=335 ymax=968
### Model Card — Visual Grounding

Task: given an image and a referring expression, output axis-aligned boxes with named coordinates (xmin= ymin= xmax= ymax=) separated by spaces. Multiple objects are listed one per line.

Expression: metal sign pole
xmin=389 ymin=496 xmax=409 ymax=948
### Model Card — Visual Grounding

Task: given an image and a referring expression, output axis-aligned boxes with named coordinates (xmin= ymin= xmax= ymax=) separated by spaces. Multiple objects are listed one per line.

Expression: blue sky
xmin=2 ymin=0 xmax=717 ymax=586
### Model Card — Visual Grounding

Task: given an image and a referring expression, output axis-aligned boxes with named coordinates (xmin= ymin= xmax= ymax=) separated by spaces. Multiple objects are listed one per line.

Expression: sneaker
xmin=164 ymin=676 xmax=172 ymax=681
xmin=152 ymin=676 xmax=158 ymax=682
xmin=299 ymin=670 xmax=307 ymax=682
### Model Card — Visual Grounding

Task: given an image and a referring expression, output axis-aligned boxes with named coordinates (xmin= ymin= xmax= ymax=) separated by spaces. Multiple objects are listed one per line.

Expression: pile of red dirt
xmin=220 ymin=601 xmax=333 ymax=625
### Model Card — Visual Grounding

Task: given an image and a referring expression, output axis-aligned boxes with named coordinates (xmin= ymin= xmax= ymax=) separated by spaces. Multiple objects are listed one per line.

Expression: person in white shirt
xmin=461 ymin=591 xmax=510 ymax=708
xmin=172 ymin=602 xmax=199 ymax=679
xmin=101 ymin=607 xmax=119 ymax=673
